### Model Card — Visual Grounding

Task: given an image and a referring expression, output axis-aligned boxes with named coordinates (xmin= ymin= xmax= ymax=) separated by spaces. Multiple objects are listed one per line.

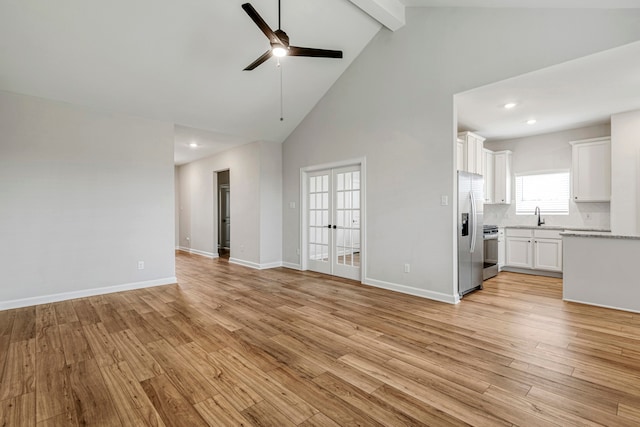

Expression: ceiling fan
xmin=241 ymin=1 xmax=343 ymax=71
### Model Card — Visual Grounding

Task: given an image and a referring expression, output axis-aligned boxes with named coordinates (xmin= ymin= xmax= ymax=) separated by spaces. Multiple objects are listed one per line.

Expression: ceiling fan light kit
xmin=241 ymin=1 xmax=343 ymax=70
xmin=272 ymin=44 xmax=287 ymax=57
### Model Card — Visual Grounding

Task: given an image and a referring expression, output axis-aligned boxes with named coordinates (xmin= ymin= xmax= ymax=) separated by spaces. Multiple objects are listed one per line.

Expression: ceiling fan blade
xmin=288 ymin=46 xmax=343 ymax=59
xmin=244 ymin=50 xmax=273 ymax=71
xmin=241 ymin=3 xmax=283 ymax=45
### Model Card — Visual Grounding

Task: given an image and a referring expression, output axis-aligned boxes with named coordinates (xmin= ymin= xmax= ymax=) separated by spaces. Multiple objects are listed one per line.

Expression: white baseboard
xmin=364 ymin=277 xmax=459 ymax=304
xmin=260 ymin=261 xmax=284 ymax=269
xmin=282 ymin=262 xmax=302 ymax=270
xmin=229 ymin=258 xmax=283 ymax=270
xmin=501 ymin=267 xmax=562 ymax=278
xmin=563 ymin=298 xmax=640 ymax=314
xmin=177 ymin=247 xmax=218 ymax=259
xmin=0 ymin=277 xmax=178 ymax=311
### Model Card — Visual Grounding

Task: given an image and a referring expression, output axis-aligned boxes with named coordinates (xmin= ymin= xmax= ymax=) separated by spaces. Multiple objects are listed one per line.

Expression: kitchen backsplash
xmin=484 ymin=202 xmax=610 ymax=230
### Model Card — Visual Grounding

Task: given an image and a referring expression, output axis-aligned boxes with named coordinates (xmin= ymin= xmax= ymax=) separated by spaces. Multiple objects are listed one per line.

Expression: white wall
xmin=259 ymin=142 xmax=283 ymax=266
xmin=282 ymin=8 xmax=640 ymax=303
xmin=484 ymin=124 xmax=611 ymax=229
xmin=611 ymin=109 xmax=640 ymax=235
xmin=177 ymin=141 xmax=282 ymax=267
xmin=0 ymin=91 xmax=176 ymax=308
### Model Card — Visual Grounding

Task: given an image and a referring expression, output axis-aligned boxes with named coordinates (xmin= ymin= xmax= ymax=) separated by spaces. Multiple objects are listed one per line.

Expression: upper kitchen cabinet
xmin=493 ymin=150 xmax=512 ymax=204
xmin=457 ymin=138 xmax=464 ymax=171
xmin=569 ymin=137 xmax=611 ymax=202
xmin=458 ymin=131 xmax=485 ymax=175
xmin=483 ymin=149 xmax=494 ymax=203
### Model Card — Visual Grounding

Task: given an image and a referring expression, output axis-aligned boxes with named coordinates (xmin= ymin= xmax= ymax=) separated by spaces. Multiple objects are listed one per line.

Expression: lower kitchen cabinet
xmin=505 ymin=236 xmax=532 ymax=268
xmin=498 ymin=228 xmax=505 ymax=270
xmin=505 ymin=228 xmax=563 ymax=273
xmin=533 ymin=238 xmax=562 ymax=272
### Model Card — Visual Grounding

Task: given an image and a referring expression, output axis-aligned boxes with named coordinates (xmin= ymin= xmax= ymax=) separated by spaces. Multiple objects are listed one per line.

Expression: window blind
xmin=515 ymin=171 xmax=570 ymax=215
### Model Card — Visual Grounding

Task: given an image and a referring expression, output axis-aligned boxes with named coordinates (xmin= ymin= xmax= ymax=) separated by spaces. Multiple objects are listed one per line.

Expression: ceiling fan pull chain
xmin=279 ymin=59 xmax=284 ymax=121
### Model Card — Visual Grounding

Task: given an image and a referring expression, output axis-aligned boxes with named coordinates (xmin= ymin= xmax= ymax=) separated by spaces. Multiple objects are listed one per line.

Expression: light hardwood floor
xmin=2 ymin=252 xmax=640 ymax=426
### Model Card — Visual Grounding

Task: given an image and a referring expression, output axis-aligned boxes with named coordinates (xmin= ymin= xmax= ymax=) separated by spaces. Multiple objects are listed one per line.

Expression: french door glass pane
xmin=335 ymin=169 xmax=361 ymax=268
xmin=309 ymin=173 xmax=330 ymax=264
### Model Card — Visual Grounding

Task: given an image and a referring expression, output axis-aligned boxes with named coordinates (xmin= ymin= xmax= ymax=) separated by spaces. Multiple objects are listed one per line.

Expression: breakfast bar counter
xmin=562 ymin=232 xmax=640 ymax=313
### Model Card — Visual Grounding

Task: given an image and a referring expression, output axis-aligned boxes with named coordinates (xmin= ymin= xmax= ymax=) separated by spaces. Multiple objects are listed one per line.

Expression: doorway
xmin=303 ymin=163 xmax=363 ymax=281
xmin=217 ymin=170 xmax=230 ymax=259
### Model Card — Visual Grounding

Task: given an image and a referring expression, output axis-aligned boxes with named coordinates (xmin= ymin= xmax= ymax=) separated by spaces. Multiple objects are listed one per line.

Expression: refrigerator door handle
xmin=469 ymin=191 xmax=477 ymax=253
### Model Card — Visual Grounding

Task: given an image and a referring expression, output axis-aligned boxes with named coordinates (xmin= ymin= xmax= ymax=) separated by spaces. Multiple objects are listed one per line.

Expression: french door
xmin=307 ymin=165 xmax=361 ymax=280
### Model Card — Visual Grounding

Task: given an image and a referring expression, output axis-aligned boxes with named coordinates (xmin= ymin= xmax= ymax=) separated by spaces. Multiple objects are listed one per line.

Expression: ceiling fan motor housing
xmin=273 ymin=29 xmax=289 ymax=48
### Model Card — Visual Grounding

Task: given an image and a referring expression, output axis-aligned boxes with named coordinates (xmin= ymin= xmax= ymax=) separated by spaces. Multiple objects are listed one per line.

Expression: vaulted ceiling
xmin=1 ymin=0 xmax=638 ymax=164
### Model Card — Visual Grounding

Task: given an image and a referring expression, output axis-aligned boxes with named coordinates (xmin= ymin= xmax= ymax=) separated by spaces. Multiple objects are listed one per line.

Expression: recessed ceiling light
xmin=526 ymin=119 xmax=537 ymax=125
xmin=504 ymin=102 xmax=517 ymax=109
xmin=189 ymin=142 xmax=198 ymax=148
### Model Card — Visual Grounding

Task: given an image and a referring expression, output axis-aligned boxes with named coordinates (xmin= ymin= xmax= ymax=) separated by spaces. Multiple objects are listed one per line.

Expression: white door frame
xmin=300 ymin=157 xmax=366 ymax=283
xmin=219 ymin=184 xmax=230 ymax=249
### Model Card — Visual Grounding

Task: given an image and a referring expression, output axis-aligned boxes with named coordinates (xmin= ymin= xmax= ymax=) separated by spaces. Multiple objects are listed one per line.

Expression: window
xmin=515 ymin=171 xmax=570 ymax=215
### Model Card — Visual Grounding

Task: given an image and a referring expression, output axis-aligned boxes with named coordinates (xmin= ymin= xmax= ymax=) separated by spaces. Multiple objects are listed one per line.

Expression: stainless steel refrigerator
xmin=458 ymin=171 xmax=484 ymax=297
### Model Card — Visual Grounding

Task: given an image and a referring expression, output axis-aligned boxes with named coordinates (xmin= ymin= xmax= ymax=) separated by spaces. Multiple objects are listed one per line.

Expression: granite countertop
xmin=498 ymin=225 xmax=640 ymax=239
xmin=501 ymin=225 xmax=611 ymax=232
xmin=560 ymin=231 xmax=640 ymax=240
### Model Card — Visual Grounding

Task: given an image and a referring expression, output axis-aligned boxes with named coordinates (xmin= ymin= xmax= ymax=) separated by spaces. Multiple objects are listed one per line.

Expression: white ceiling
xmin=0 ymin=0 xmax=381 ymax=165
xmin=402 ymin=0 xmax=640 ymax=7
xmin=456 ymin=40 xmax=640 ymax=141
xmin=2 ymin=1 xmax=640 ymax=164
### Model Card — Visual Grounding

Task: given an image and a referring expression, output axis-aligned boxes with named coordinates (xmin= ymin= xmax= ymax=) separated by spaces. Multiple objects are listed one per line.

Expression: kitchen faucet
xmin=534 ymin=206 xmax=545 ymax=227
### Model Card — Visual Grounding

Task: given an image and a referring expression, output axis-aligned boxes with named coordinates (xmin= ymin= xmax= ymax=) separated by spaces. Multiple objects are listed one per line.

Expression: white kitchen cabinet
xmin=457 ymin=139 xmax=464 ymax=171
xmin=458 ymin=131 xmax=485 ymax=175
xmin=569 ymin=137 xmax=611 ymax=202
xmin=506 ymin=236 xmax=533 ymax=268
xmin=493 ymin=150 xmax=512 ymax=204
xmin=533 ymin=238 xmax=563 ymax=272
xmin=505 ymin=228 xmax=563 ymax=273
xmin=483 ymin=149 xmax=494 ymax=203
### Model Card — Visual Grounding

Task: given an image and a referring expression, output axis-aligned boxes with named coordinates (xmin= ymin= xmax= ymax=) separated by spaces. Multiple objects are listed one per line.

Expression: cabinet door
xmin=483 ymin=149 xmax=494 ymax=203
xmin=494 ymin=152 xmax=512 ymax=204
xmin=498 ymin=229 xmax=506 ymax=269
xmin=474 ymin=139 xmax=484 ymax=175
xmin=494 ymin=154 xmax=506 ymax=203
xmin=465 ymin=136 xmax=478 ymax=173
xmin=506 ymin=237 xmax=532 ymax=268
xmin=458 ymin=132 xmax=485 ymax=175
xmin=533 ymin=238 xmax=562 ymax=272
xmin=457 ymin=141 xmax=464 ymax=171
xmin=572 ymin=139 xmax=611 ymax=202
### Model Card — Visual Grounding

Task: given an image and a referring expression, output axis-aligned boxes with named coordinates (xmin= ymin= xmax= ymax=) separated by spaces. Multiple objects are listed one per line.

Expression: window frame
xmin=515 ymin=170 xmax=570 ymax=216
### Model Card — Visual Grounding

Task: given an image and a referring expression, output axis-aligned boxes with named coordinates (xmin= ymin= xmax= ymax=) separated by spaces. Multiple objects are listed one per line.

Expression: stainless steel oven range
xmin=483 ymin=225 xmax=499 ymax=280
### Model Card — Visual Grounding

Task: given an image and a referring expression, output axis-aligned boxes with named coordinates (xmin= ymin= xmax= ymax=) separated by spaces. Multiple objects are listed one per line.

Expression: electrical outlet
xmin=138 ymin=261 xmax=144 ymax=270
xmin=404 ymin=263 xmax=410 ymax=273
xmin=289 ymin=201 xmax=296 ymax=209
xmin=441 ymin=195 xmax=448 ymax=206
